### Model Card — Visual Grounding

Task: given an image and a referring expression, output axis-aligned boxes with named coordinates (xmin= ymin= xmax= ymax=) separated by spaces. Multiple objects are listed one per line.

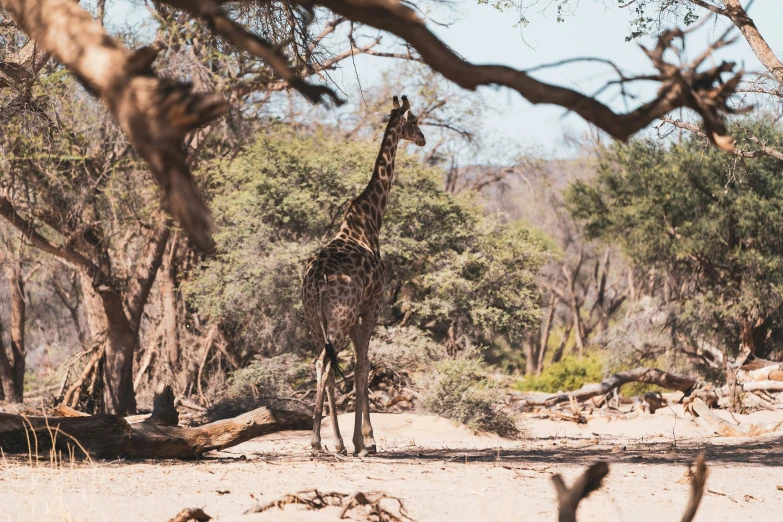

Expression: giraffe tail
xmin=324 ymin=341 xmax=345 ymax=380
xmin=318 ymin=274 xmax=345 ymax=380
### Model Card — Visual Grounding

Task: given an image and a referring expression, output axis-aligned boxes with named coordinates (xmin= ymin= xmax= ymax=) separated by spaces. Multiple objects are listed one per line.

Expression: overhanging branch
xmin=298 ymin=0 xmax=745 ymax=149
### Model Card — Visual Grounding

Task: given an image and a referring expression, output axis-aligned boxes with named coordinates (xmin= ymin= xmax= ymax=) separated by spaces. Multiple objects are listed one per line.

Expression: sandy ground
xmin=2 ymin=406 xmax=783 ymax=521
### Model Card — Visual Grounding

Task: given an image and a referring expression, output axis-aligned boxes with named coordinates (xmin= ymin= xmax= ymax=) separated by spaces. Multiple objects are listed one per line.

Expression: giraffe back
xmin=302 ymin=237 xmax=384 ymax=350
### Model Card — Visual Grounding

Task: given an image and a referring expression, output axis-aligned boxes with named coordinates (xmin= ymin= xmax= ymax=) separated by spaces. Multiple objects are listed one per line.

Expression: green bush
xmin=516 ymin=354 xmax=605 ymax=393
xmin=419 ymin=356 xmax=521 ymax=438
xmin=186 ymin=126 xmax=546 ymax=369
xmin=227 ymin=354 xmax=311 ymax=397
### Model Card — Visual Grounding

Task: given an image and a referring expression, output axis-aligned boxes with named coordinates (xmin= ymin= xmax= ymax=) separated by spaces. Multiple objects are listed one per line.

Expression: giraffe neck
xmin=336 ymin=113 xmax=403 ymax=251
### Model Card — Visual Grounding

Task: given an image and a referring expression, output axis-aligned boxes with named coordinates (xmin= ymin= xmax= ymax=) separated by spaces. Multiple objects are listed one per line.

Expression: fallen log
xmin=0 ymin=385 xmax=309 ymax=459
xmin=686 ymin=398 xmax=783 ymax=437
xmin=0 ymin=412 xmax=132 ymax=457
xmin=741 ymin=380 xmax=783 ymax=392
xmin=740 ymin=363 xmax=783 ymax=382
xmin=125 ymin=405 xmax=307 ymax=458
xmin=522 ymin=367 xmax=697 ymax=408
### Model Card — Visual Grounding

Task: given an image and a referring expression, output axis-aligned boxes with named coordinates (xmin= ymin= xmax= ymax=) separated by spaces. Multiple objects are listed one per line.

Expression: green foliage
xmin=227 ymin=354 xmax=311 ymax=397
xmin=566 ymin=118 xmax=783 ymax=356
xmin=418 ymin=355 xmax=521 ymax=438
xmin=369 ymin=326 xmax=446 ymax=377
xmin=516 ymin=354 xmax=605 ymax=393
xmin=186 ymin=126 xmax=545 ymax=367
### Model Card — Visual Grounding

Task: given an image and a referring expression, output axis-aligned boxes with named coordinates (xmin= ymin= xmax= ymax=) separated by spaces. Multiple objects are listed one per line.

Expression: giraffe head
xmin=392 ymin=95 xmax=426 ymax=146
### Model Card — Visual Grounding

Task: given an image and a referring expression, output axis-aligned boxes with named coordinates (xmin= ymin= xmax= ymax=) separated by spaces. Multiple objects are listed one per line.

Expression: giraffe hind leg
xmin=311 ymin=350 xmax=327 ymax=452
xmin=326 ymin=370 xmax=346 ymax=455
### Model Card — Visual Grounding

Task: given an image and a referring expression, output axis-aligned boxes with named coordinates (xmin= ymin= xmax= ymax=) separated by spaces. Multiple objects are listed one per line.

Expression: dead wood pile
xmin=0 ymin=384 xmax=309 ymax=458
xmin=517 ymin=358 xmax=783 ymax=431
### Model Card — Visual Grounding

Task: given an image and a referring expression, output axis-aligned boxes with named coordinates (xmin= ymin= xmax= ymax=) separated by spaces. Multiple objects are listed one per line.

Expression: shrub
xmin=227 ymin=354 xmax=311 ymax=397
xmin=419 ymin=356 xmax=521 ymax=438
xmin=369 ymin=326 xmax=445 ymax=378
xmin=200 ymin=355 xmax=312 ymax=423
xmin=516 ymin=354 xmax=605 ymax=393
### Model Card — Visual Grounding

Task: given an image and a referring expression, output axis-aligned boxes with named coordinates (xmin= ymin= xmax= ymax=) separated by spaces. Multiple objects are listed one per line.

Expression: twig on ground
xmin=246 ymin=489 xmax=413 ymax=521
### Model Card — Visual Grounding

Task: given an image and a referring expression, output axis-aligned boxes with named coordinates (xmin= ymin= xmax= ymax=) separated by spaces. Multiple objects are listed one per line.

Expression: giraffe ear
xmin=403 ymin=110 xmax=411 ymax=121
xmin=392 ymin=96 xmax=400 ymax=110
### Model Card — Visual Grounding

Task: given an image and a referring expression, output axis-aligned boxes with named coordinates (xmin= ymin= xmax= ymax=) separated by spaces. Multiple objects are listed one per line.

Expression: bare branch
xmin=523 ymin=367 xmax=698 ymax=408
xmin=162 ymin=0 xmax=341 ymax=105
xmin=552 ymin=462 xmax=609 ymax=522
xmin=659 ymin=117 xmax=783 ymax=160
xmin=681 ymin=454 xmax=709 ymax=522
xmin=684 ymin=0 xmax=726 ymax=16
xmin=298 ymin=0 xmax=744 ymax=149
xmin=0 ymin=197 xmax=106 ymax=283
xmin=736 ymin=86 xmax=783 ymax=99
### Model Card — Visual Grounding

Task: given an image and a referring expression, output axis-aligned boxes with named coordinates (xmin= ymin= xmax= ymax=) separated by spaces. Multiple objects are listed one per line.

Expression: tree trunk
xmin=739 ymin=315 xmax=765 ymax=357
xmin=79 ymin=275 xmax=137 ymax=415
xmin=76 ymin=224 xmax=169 ymax=415
xmin=536 ymin=296 xmax=559 ymax=376
xmin=572 ymin=311 xmax=585 ymax=357
xmin=161 ymin=236 xmax=180 ymax=369
xmin=0 ymin=321 xmax=16 ymax=401
xmin=551 ymin=324 xmax=573 ymax=365
xmin=524 ymin=337 xmax=538 ymax=376
xmin=0 ymin=257 xmax=25 ymax=402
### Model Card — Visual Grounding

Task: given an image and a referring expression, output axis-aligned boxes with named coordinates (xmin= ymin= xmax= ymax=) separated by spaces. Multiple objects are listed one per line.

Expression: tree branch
xmin=162 ymin=0 xmax=340 ymax=104
xmin=552 ymin=462 xmax=609 ymax=522
xmin=721 ymin=0 xmax=783 ymax=86
xmin=124 ymin=219 xmax=172 ymax=333
xmin=0 ymin=197 xmax=106 ymax=284
xmin=1 ymin=0 xmax=229 ymax=251
xmin=523 ymin=367 xmax=698 ymax=408
xmin=659 ymin=116 xmax=783 ymax=160
xmin=298 ymin=0 xmax=744 ymax=148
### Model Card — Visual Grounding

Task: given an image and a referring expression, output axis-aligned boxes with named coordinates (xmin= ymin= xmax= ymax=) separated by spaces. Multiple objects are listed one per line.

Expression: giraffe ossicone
xmin=302 ymin=94 xmax=426 ymax=456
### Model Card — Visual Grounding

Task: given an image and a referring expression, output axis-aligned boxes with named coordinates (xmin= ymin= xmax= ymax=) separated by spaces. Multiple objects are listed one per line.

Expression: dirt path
xmin=2 ymin=409 xmax=783 ymax=521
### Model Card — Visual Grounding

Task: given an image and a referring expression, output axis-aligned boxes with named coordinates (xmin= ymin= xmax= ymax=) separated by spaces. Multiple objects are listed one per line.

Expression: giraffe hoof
xmin=310 ymin=441 xmax=322 ymax=452
xmin=334 ymin=444 xmax=347 ymax=456
xmin=357 ymin=446 xmax=376 ymax=457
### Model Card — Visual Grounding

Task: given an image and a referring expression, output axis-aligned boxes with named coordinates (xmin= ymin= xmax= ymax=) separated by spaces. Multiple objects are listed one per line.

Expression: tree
xmin=0 ymin=0 xmax=749 ymax=249
xmin=186 ymin=126 xmax=545 ymax=366
xmin=566 ymin=117 xmax=783 ymax=359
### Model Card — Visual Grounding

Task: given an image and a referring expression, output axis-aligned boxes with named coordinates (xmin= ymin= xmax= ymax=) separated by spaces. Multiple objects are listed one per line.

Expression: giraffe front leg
xmin=360 ymin=348 xmax=377 ymax=455
xmin=311 ymin=353 xmax=327 ymax=452
xmin=352 ymin=353 xmax=365 ymax=455
xmin=325 ymin=370 xmax=346 ymax=455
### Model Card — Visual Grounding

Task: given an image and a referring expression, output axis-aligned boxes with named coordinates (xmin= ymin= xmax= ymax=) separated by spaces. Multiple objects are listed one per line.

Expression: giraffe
xmin=302 ymin=95 xmax=426 ymax=456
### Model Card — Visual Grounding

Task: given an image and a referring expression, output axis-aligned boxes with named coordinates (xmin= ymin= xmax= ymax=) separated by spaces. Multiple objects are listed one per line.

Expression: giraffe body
xmin=302 ymin=95 xmax=425 ymax=455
